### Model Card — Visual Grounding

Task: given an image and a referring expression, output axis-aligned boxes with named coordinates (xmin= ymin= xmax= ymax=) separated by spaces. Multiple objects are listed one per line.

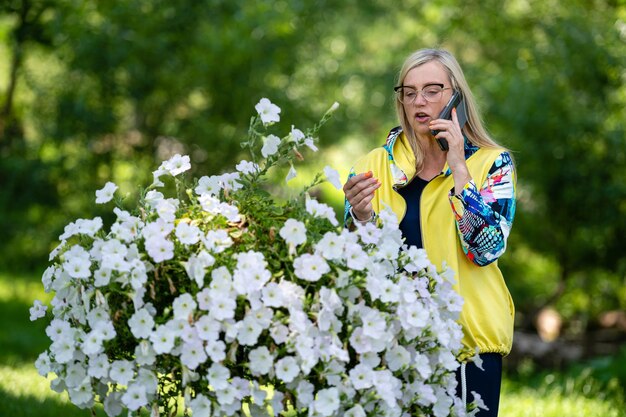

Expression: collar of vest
xmin=382 ymin=126 xmax=480 ymax=187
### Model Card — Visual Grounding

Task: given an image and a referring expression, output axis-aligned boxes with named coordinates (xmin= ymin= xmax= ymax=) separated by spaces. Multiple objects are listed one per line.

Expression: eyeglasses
xmin=393 ymin=83 xmax=451 ymax=104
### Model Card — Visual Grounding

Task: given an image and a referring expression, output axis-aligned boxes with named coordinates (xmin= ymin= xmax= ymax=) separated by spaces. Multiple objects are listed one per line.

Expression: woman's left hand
xmin=429 ymin=108 xmax=471 ymax=193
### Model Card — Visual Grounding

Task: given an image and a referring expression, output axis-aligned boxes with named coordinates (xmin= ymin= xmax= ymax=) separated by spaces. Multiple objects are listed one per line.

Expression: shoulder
xmin=353 ymin=147 xmax=388 ymax=172
xmin=351 ymin=127 xmax=400 ymax=173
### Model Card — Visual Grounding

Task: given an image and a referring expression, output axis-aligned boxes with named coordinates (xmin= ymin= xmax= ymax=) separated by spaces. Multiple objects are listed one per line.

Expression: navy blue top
xmin=398 ymin=176 xmax=429 ymax=248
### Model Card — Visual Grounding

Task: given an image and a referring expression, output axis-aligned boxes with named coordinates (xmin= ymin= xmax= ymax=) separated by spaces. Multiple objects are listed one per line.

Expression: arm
xmin=448 ymin=152 xmax=516 ymax=266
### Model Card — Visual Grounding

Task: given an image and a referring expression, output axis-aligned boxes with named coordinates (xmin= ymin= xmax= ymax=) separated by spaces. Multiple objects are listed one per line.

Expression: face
xmin=400 ymin=61 xmax=453 ymax=137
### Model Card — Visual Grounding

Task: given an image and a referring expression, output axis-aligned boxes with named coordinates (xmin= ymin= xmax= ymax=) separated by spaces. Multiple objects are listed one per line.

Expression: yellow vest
xmin=352 ymin=132 xmax=514 ymax=360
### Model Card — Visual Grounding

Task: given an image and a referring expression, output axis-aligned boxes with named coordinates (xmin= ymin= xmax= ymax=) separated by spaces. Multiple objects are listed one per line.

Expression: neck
xmin=416 ymin=133 xmax=447 ymax=178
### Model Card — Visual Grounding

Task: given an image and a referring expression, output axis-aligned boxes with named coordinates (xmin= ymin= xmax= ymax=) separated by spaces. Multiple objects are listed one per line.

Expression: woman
xmin=343 ymin=48 xmax=516 ymax=416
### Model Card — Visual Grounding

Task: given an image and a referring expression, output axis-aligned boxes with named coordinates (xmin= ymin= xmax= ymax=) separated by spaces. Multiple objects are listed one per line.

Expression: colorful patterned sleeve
xmin=343 ymin=169 xmax=357 ymax=228
xmin=448 ymin=152 xmax=516 ymax=266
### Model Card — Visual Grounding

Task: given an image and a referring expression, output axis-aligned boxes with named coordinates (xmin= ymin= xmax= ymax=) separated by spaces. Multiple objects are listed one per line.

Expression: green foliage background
xmin=1 ymin=0 xmax=625 ymax=414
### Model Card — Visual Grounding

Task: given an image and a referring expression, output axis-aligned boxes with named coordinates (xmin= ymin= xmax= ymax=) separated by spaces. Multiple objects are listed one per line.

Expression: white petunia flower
xmin=248 ymin=346 xmax=273 ymax=376
xmin=162 ymin=154 xmax=191 ymax=176
xmin=398 ymin=302 xmax=429 ymax=330
xmin=95 ymin=181 xmax=118 ymax=204
xmin=247 ymin=382 xmax=265 ymax=406
xmin=109 ymin=360 xmax=134 ymax=385
xmin=303 ymin=137 xmax=318 ymax=152
xmin=305 ymin=197 xmax=338 ymax=226
xmin=279 ymin=218 xmax=306 ymax=249
xmin=432 ymin=387 xmax=454 ymax=417
xmin=180 ymin=337 xmax=208 ymax=370
xmin=172 ymin=293 xmax=197 ymax=320
xmin=274 ymin=356 xmax=300 ymax=383
xmin=349 ymin=363 xmax=375 ymax=390
xmin=209 ymin=295 xmax=237 ymax=321
xmin=269 ymin=324 xmax=289 ymax=345
xmin=293 ymin=253 xmax=329 ymax=282
xmin=312 ymin=387 xmax=340 ymax=417
xmin=189 ymin=394 xmax=212 ymax=417
xmin=413 ymin=353 xmax=433 ymax=380
xmin=29 ymin=299 xmax=47 ymax=321
xmin=385 ymin=345 xmax=411 ymax=372
xmin=255 ymin=98 xmax=281 ymax=125
xmin=127 ymin=308 xmax=155 ymax=339
xmin=93 ymin=267 xmax=112 ymax=287
xmin=155 ymin=198 xmax=179 ymax=222
xmin=471 ymin=390 xmax=490 ymax=413
xmin=65 ymin=362 xmax=88 ymax=388
xmin=135 ymin=340 xmax=157 ymax=366
xmin=63 ymin=255 xmax=92 ymax=279
xmin=81 ymin=330 xmax=104 ymax=355
xmin=121 ymin=383 xmax=148 ymax=411
xmin=315 ymin=232 xmax=346 ymax=260
xmin=87 ymin=354 xmax=110 ymax=379
xmin=348 ymin=327 xmax=372 ymax=354
xmin=261 ymin=282 xmax=284 ymax=308
xmin=285 ymin=164 xmax=297 ymax=182
xmin=205 ymin=339 xmax=226 ymax=362
xmin=323 ymin=165 xmax=343 ymax=190
xmin=235 ymin=160 xmax=260 ymax=175
xmin=289 ymin=125 xmax=305 ymax=145
xmin=175 ymin=222 xmax=201 ymax=245
xmin=68 ymin=381 xmax=93 ymax=407
xmin=185 ymin=250 xmax=215 ymax=287
xmin=34 ymin=352 xmax=52 ymax=377
xmin=150 ymin=325 xmax=176 ymax=354
xmin=344 ymin=404 xmax=366 ymax=417
xmin=344 ymin=243 xmax=370 ymax=271
xmin=438 ymin=351 xmax=460 ymax=372
xmin=270 ymin=391 xmax=285 ymax=416
xmin=237 ymin=317 xmax=263 ymax=346
xmin=261 ymin=134 xmax=281 ymax=158
xmin=93 ymin=320 xmax=116 ymax=341
xmin=195 ymin=175 xmax=222 ymax=196
xmin=203 ymin=229 xmax=233 ymax=253
xmin=144 ymin=236 xmax=174 ymax=263
xmin=295 ymin=380 xmax=314 ymax=409
xmin=404 ymin=246 xmax=431 ymax=273
xmin=207 ymin=363 xmax=230 ymax=391
xmin=50 ymin=338 xmax=75 ymax=364
xmin=194 ymin=315 xmax=220 ymax=341
xmin=103 ymin=392 xmax=123 ymax=417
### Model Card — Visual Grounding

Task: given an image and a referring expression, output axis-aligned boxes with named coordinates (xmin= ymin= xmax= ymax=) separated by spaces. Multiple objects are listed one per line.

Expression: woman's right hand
xmin=342 ymin=171 xmax=381 ymax=221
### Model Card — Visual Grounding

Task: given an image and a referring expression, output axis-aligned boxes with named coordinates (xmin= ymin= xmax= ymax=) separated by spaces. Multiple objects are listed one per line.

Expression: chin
xmin=411 ymin=124 xmax=432 ymax=138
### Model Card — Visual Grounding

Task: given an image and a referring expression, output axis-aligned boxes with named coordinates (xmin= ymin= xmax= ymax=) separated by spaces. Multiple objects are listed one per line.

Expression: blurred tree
xmin=0 ymin=0 xmax=60 ymax=270
xmin=0 ymin=0 xmax=54 ymax=147
xmin=1 ymin=0 xmax=625 ymax=339
xmin=439 ymin=0 xmax=626 ymax=328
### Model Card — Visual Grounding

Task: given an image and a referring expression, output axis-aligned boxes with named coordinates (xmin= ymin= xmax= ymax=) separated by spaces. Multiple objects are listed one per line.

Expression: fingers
xmin=343 ymin=171 xmax=380 ymax=215
xmin=429 ymin=109 xmax=462 ymax=144
xmin=451 ymin=106 xmax=459 ymax=125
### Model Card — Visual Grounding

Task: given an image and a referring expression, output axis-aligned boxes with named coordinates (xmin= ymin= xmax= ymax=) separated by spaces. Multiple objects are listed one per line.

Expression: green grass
xmin=500 ymin=368 xmax=626 ymax=417
xmin=1 ymin=270 xmax=625 ymax=417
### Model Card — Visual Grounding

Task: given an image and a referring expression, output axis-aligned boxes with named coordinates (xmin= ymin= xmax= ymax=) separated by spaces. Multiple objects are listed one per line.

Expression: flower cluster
xmin=32 ymin=99 xmax=473 ymax=417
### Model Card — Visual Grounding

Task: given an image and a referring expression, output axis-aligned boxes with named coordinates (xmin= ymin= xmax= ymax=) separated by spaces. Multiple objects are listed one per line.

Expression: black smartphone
xmin=430 ymin=90 xmax=468 ymax=151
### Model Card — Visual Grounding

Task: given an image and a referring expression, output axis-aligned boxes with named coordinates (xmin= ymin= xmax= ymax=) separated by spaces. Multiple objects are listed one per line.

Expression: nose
xmin=413 ymin=91 xmax=428 ymax=106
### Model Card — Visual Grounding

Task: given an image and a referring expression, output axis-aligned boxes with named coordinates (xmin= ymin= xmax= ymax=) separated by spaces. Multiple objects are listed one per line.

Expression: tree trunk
xmin=0 ymin=0 xmax=31 ymax=143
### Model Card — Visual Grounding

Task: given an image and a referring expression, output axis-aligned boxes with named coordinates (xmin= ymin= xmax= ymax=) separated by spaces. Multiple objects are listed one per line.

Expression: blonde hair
xmin=395 ymin=48 xmax=504 ymax=173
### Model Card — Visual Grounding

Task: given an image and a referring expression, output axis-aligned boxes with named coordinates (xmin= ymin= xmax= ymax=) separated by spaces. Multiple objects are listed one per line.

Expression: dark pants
xmin=455 ymin=353 xmax=503 ymax=417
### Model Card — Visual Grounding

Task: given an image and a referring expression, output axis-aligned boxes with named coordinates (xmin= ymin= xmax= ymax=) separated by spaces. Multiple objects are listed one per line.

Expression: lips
xmin=414 ymin=112 xmax=431 ymax=123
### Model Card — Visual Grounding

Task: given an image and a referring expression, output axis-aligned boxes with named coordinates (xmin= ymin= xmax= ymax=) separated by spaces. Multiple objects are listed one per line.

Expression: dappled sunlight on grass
xmin=0 ymin=363 xmax=107 ymax=417
xmin=500 ymin=383 xmax=624 ymax=417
